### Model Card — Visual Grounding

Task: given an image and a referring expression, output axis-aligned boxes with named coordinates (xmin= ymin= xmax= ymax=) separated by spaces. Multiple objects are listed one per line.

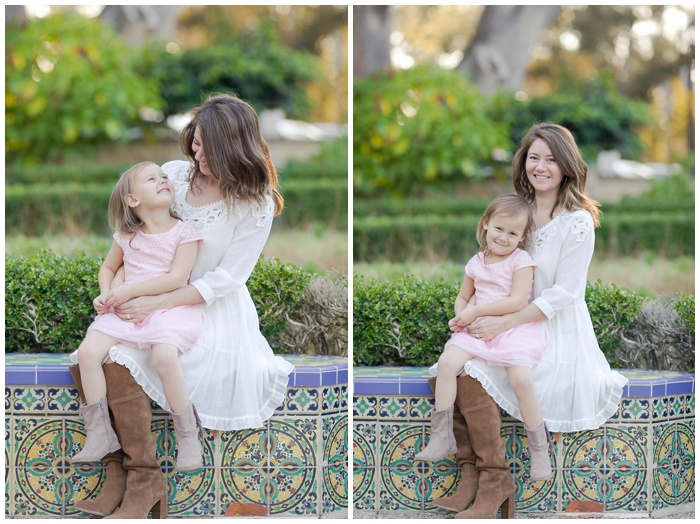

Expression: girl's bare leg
xmin=78 ymin=331 xmax=120 ymax=404
xmin=435 ymin=346 xmax=473 ymax=411
xmin=506 ymin=366 xmax=543 ymax=428
xmin=151 ymin=343 xmax=190 ymax=413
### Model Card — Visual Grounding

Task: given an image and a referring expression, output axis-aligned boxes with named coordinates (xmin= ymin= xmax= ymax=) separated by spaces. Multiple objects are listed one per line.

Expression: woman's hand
xmin=114 ymin=295 xmax=164 ymax=323
xmin=467 ymin=314 xmax=513 ymax=342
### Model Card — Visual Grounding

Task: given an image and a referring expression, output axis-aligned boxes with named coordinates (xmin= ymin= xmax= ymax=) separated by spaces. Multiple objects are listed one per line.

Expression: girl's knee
xmin=437 ymin=349 xmax=462 ymax=376
xmin=151 ymin=346 xmax=179 ymax=375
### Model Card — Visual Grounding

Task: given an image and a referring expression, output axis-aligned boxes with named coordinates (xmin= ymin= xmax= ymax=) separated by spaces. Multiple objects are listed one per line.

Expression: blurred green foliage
xmin=142 ymin=21 xmax=319 ymax=119
xmin=5 ymin=12 xmax=162 ymax=163
xmin=353 ymin=64 xmax=510 ymax=198
xmin=493 ymin=72 xmax=653 ymax=160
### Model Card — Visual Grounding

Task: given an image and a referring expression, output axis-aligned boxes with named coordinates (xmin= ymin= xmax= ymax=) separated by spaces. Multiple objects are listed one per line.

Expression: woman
xmin=70 ymin=94 xmax=294 ymax=518
xmin=436 ymin=123 xmax=627 ymax=519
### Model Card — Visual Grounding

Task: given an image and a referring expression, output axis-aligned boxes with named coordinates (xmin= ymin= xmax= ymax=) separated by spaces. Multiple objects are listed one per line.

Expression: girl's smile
xmin=483 ymin=212 xmax=528 ymax=260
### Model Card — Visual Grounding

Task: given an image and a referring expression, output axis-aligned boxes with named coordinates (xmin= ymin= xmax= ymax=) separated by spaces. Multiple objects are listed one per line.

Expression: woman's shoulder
xmin=560 ymin=208 xmax=594 ymax=241
xmin=161 ymin=160 xmax=192 ymax=183
xmin=234 ymin=194 xmax=275 ymax=227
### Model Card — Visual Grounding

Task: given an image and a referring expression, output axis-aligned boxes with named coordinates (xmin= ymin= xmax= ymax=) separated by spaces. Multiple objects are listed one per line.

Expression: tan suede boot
xmin=70 ymin=365 xmax=127 ymax=517
xmin=101 ymin=363 xmax=167 ymax=519
xmin=525 ymin=421 xmax=553 ymax=481
xmin=415 ymin=406 xmax=458 ymax=462
xmin=171 ymin=403 xmax=205 ymax=472
xmin=428 ymin=377 xmax=479 ymax=512
xmin=454 ymin=377 xmax=515 ymax=519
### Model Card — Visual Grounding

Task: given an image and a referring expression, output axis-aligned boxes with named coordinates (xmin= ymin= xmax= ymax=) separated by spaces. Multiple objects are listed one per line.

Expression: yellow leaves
xmin=63 ymin=125 xmax=79 ymax=143
xmin=26 ymin=96 xmax=47 ymax=117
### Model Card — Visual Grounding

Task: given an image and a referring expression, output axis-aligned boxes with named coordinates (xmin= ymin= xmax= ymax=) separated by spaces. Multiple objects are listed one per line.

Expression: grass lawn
xmin=6 ymin=229 xmax=349 ymax=276
xmin=354 ymin=256 xmax=695 ymax=297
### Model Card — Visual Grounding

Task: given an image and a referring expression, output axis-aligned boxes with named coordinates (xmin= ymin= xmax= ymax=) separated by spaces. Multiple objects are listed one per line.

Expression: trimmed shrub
xmin=354 ymin=212 xmax=694 ymax=262
xmin=6 ymin=179 xmax=348 ymax=236
xmin=5 ymin=253 xmax=346 ymax=355
xmin=353 ymin=275 xmax=456 ymax=366
xmin=353 ymin=275 xmax=694 ymax=368
xmin=5 ymin=163 xmax=128 ymax=186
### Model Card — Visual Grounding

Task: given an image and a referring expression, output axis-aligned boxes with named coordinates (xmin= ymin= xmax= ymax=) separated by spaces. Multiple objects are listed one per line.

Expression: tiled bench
xmin=353 ymin=367 xmax=694 ymax=518
xmin=5 ymin=354 xmax=348 ymax=518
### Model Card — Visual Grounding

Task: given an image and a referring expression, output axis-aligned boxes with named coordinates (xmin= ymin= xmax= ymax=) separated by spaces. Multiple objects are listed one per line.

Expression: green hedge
xmin=5 ymin=253 xmax=315 ymax=354
xmin=5 ymin=179 xmax=347 ymax=236
xmin=353 ymin=276 xmax=694 ymax=369
xmin=5 ymin=163 xmax=129 ymax=186
xmin=353 ymin=196 xmax=695 ymax=219
xmin=353 ymin=212 xmax=694 ymax=262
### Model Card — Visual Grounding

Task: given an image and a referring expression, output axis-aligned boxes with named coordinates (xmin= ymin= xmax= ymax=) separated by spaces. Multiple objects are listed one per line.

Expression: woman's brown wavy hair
xmin=180 ymin=94 xmax=283 ymax=216
xmin=512 ymin=122 xmax=600 ymax=227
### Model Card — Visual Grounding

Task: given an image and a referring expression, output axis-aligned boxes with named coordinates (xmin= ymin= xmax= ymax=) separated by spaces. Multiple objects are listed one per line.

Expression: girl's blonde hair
xmin=512 ymin=122 xmax=601 ymax=227
xmin=179 ymin=93 xmax=284 ymax=216
xmin=108 ymin=161 xmax=178 ymax=235
xmin=476 ymin=193 xmax=535 ymax=251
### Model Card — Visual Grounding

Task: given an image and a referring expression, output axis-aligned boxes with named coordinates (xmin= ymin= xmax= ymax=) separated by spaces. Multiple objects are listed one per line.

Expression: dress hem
xmin=464 ymin=361 xmax=629 ymax=433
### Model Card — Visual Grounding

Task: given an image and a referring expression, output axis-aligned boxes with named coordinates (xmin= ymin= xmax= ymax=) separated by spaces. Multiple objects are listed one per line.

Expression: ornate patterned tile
xmin=268 ymin=417 xmax=319 ymax=469
xmin=220 ymin=465 xmax=269 ymax=515
xmin=13 ymin=468 xmax=64 ymax=517
xmin=353 ymin=422 xmax=377 ymax=469
xmin=323 ymin=416 xmax=348 ymax=512
xmin=353 ymin=464 xmax=376 ymax=511
xmin=12 ymin=387 xmax=47 ymax=414
xmin=322 ymin=386 xmax=342 ymax=413
xmin=340 ymin=385 xmax=348 ymax=410
xmin=353 ymin=395 xmax=378 ymax=419
xmin=286 ymin=387 xmax=319 ymax=413
xmin=46 ymin=387 xmax=80 ymax=414
xmin=166 ymin=466 xmax=217 ymax=517
xmin=507 ymin=425 xmax=558 ymax=512
xmin=220 ymin=425 xmax=269 ymax=470
xmin=379 ymin=396 xmax=409 ymax=419
xmin=5 ymin=388 xmax=13 ymax=414
xmin=408 ymin=396 xmax=433 ymax=419
xmin=652 ymin=422 xmax=694 ymax=508
xmin=619 ymin=398 xmax=651 ymax=422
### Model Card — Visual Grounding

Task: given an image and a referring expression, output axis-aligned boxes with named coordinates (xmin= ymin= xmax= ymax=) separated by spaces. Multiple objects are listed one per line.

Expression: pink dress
xmin=88 ymin=220 xmax=204 ymax=352
xmin=445 ymin=248 xmax=547 ymax=368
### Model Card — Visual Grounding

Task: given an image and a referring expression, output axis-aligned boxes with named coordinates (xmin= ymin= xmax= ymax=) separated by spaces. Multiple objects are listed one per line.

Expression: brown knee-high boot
xmin=455 ymin=377 xmax=515 ymax=519
xmin=101 ymin=363 xmax=167 ymax=519
xmin=429 ymin=376 xmax=479 ymax=512
xmin=70 ymin=365 xmax=128 ymax=517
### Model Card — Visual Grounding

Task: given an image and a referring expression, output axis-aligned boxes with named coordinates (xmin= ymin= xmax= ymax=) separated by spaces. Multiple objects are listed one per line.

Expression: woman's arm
xmin=104 ymin=242 xmax=198 ymax=308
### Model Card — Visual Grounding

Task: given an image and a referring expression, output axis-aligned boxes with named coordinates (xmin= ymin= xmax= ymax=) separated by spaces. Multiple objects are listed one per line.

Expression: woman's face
xmin=525 ymin=138 xmax=563 ymax=196
xmin=192 ymin=126 xmax=213 ymax=177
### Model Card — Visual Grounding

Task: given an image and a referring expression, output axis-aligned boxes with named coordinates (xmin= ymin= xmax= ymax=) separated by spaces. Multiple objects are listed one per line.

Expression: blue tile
xmin=338 ymin=369 xmax=348 ymax=385
xmin=399 ymin=380 xmax=431 ymax=395
xmin=37 ymin=368 xmax=74 ymax=385
xmin=627 ymin=384 xmax=652 ymax=398
xmin=5 ymin=367 xmax=37 ymax=386
xmin=651 ymin=382 xmax=667 ymax=397
xmin=354 ymin=378 xmax=400 ymax=395
xmin=321 ymin=370 xmax=338 ymax=386
xmin=665 ymin=379 xmax=694 ymax=395
xmin=292 ymin=372 xmax=321 ymax=387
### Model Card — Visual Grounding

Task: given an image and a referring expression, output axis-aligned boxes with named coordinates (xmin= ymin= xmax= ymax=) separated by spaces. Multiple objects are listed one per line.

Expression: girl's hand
xmin=454 ymin=307 xmax=478 ymax=329
xmin=448 ymin=317 xmax=469 ymax=333
xmin=467 ymin=314 xmax=511 ymax=342
xmin=104 ymin=286 xmax=133 ymax=308
xmin=93 ymin=294 xmax=109 ymax=315
xmin=115 ymin=295 xmax=162 ymax=323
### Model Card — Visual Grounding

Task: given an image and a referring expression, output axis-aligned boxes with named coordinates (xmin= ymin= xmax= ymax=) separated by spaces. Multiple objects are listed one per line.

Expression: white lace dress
xmin=464 ymin=209 xmax=628 ymax=433
xmin=108 ymin=160 xmax=295 ymax=430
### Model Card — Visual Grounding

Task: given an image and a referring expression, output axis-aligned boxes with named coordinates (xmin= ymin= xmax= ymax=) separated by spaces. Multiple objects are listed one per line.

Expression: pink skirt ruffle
xmin=446 ymin=321 xmax=547 ymax=368
xmin=88 ymin=305 xmax=204 ymax=352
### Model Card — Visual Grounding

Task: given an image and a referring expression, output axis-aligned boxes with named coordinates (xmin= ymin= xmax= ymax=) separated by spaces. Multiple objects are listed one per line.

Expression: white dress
xmin=464 ymin=209 xmax=628 ymax=433
xmin=108 ymin=160 xmax=295 ymax=431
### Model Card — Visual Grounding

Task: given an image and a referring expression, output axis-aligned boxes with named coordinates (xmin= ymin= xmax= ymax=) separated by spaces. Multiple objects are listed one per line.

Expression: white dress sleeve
xmin=190 ymin=197 xmax=274 ymax=305
xmin=532 ymin=211 xmax=594 ymax=319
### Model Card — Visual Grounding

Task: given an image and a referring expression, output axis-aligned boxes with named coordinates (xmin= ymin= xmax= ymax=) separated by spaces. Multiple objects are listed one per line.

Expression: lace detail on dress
xmin=533 ymin=228 xmax=557 ymax=254
xmin=176 ymin=201 xmax=229 ymax=232
xmin=571 ymin=213 xmax=592 ymax=242
xmin=252 ymin=197 xmax=275 ymax=228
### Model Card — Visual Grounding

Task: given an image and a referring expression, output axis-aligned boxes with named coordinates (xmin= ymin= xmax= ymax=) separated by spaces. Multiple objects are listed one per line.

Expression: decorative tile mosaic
xmin=4 ymin=354 xmax=347 ymax=518
xmin=354 ymin=367 xmax=695 ymax=517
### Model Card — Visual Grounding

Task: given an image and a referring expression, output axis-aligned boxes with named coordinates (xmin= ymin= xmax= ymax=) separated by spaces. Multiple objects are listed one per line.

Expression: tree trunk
xmin=458 ymin=5 xmax=561 ymax=94
xmin=353 ymin=5 xmax=394 ymax=78
xmin=99 ymin=5 xmax=185 ymax=46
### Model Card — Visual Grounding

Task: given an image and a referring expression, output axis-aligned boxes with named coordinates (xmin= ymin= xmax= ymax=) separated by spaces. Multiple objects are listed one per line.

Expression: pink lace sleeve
xmin=178 ymin=222 xmax=203 ymax=245
xmin=511 ymin=248 xmax=537 ymax=273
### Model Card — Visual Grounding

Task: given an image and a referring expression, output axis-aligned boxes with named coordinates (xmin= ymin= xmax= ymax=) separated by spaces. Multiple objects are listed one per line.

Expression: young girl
xmin=72 ymin=161 xmax=205 ymax=472
xmin=417 ymin=193 xmax=553 ymax=481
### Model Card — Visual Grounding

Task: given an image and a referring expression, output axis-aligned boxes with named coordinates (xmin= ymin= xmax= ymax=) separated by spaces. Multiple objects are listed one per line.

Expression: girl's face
xmin=483 ymin=212 xmax=528 ymax=258
xmin=192 ymin=126 xmax=213 ymax=177
xmin=128 ymin=164 xmax=174 ymax=209
xmin=525 ymin=138 xmax=564 ymax=195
